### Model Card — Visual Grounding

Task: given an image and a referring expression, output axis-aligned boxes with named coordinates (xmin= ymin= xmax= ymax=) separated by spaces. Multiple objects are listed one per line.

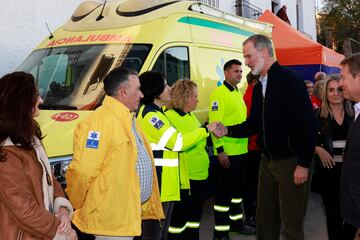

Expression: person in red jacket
xmin=305 ymin=80 xmax=321 ymax=109
xmin=243 ymin=72 xmax=261 ymax=228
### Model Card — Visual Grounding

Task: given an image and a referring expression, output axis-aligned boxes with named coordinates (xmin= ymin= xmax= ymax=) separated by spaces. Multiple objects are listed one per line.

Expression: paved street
xmin=199 ymin=193 xmax=328 ymax=240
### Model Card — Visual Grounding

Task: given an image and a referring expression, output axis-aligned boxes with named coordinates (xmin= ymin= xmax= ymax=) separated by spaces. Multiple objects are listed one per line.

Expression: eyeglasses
xmin=327 ymin=87 xmax=343 ymax=94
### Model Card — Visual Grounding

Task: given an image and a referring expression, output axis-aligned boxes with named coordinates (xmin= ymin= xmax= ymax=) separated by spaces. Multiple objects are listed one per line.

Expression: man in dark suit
xmin=339 ymin=53 xmax=360 ymax=240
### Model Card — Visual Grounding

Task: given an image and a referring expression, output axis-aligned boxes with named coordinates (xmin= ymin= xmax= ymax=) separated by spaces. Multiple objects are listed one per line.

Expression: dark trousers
xmin=168 ymin=180 xmax=207 ymax=240
xmin=318 ymin=163 xmax=343 ymax=240
xmin=72 ymin=223 xmax=95 ymax=240
xmin=168 ymin=190 xmax=189 ymax=240
xmin=213 ymin=154 xmax=248 ymax=237
xmin=244 ymin=150 xmax=261 ymax=220
xmin=343 ymin=222 xmax=358 ymax=240
xmin=135 ymin=201 xmax=174 ymax=240
xmin=256 ymin=155 xmax=311 ymax=240
xmin=317 ymin=162 xmax=357 ymax=240
xmin=186 ymin=180 xmax=207 ymax=240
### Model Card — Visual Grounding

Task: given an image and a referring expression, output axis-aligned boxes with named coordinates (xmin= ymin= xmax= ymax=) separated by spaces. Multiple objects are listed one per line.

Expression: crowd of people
xmin=0 ymin=34 xmax=360 ymax=240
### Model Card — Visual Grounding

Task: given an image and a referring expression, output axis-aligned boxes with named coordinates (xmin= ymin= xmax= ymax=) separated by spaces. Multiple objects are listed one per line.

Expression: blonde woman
xmin=165 ymin=79 xmax=210 ymax=240
xmin=314 ymin=75 xmax=355 ymax=240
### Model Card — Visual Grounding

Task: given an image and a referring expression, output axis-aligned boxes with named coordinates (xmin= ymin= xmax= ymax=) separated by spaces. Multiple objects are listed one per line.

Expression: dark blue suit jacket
xmin=341 ymin=116 xmax=360 ymax=228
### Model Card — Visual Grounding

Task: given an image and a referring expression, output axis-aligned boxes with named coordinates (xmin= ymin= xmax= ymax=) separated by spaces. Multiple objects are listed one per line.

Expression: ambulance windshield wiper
xmin=40 ymin=104 xmax=78 ymax=110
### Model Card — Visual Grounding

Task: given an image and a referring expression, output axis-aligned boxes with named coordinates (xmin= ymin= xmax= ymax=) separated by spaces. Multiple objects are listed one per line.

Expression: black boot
xmin=213 ymin=236 xmax=231 ymax=240
xmin=230 ymin=222 xmax=256 ymax=235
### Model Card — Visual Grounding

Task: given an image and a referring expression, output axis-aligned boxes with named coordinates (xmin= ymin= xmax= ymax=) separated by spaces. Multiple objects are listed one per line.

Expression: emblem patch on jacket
xmin=149 ymin=116 xmax=164 ymax=130
xmin=212 ymin=100 xmax=219 ymax=111
xmin=86 ymin=131 xmax=100 ymax=149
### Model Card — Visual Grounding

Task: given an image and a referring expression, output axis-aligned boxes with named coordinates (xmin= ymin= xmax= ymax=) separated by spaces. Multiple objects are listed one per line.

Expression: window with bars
xmin=193 ymin=0 xmax=219 ymax=9
xmin=235 ymin=0 xmax=262 ymax=19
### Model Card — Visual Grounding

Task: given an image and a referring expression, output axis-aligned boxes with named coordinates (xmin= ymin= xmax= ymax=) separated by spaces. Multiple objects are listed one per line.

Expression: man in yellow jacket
xmin=66 ymin=67 xmax=164 ymax=240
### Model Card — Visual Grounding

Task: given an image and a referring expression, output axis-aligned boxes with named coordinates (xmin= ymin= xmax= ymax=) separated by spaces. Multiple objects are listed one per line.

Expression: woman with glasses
xmin=314 ymin=75 xmax=354 ymax=240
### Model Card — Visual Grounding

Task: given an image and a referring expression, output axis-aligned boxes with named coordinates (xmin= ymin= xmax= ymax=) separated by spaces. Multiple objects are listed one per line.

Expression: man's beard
xmin=251 ymin=58 xmax=265 ymax=75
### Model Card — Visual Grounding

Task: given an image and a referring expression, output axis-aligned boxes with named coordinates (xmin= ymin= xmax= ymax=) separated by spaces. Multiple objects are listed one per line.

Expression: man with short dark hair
xmin=339 ymin=53 xmax=360 ymax=240
xmin=226 ymin=34 xmax=316 ymax=240
xmin=66 ymin=67 xmax=164 ymax=240
xmin=209 ymin=59 xmax=255 ymax=240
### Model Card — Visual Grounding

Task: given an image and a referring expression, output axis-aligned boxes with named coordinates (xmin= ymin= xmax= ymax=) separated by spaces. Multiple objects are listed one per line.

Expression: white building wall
xmin=248 ymin=0 xmax=272 ymax=14
xmin=214 ymin=1 xmax=236 ymax=15
xmin=216 ymin=0 xmax=316 ymax=40
xmin=0 ymin=0 xmax=83 ymax=77
xmin=301 ymin=0 xmax=316 ymax=40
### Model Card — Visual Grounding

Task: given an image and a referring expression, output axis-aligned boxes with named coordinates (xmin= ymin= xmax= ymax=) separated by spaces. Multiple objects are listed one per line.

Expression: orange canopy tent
xmin=258 ymin=10 xmax=344 ymax=81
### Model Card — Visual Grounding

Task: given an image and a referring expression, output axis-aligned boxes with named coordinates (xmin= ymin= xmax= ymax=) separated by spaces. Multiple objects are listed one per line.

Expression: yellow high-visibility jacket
xmin=137 ymin=103 xmax=209 ymax=202
xmin=66 ymin=96 xmax=164 ymax=236
xmin=209 ymin=81 xmax=248 ymax=156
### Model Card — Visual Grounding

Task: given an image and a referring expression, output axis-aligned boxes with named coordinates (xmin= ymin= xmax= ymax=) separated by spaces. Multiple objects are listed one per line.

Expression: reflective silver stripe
xmin=168 ymin=224 xmax=187 ymax=234
xmin=333 ymin=140 xmax=346 ymax=148
xmin=215 ymin=225 xmax=230 ymax=231
xmin=154 ymin=158 xmax=178 ymax=167
xmin=230 ymin=213 xmax=244 ymax=221
xmin=214 ymin=205 xmax=230 ymax=212
xmin=333 ymin=155 xmax=343 ymax=162
xmin=151 ymin=143 xmax=164 ymax=151
xmin=158 ymin=127 xmax=176 ymax=149
xmin=173 ymin=133 xmax=183 ymax=151
xmin=151 ymin=144 xmax=173 ymax=151
xmin=186 ymin=222 xmax=200 ymax=228
xmin=231 ymin=198 xmax=242 ymax=204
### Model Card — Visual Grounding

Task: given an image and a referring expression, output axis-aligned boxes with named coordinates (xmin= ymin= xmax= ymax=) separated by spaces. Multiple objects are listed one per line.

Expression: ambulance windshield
xmin=18 ymin=44 xmax=151 ymax=109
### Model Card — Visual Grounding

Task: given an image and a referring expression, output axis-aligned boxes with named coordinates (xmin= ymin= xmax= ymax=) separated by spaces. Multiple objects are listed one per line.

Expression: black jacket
xmin=340 ymin=116 xmax=360 ymax=227
xmin=227 ymin=61 xmax=316 ymax=167
xmin=315 ymin=109 xmax=353 ymax=156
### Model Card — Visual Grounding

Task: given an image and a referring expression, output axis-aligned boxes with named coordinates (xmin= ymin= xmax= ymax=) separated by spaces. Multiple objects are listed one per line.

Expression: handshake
xmin=206 ymin=121 xmax=227 ymax=138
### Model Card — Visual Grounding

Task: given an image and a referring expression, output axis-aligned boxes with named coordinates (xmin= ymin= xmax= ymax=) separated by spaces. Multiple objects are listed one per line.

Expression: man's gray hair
xmin=243 ymin=34 xmax=274 ymax=57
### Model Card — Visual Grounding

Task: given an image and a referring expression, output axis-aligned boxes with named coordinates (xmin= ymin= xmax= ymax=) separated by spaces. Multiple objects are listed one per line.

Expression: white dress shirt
xmin=354 ymin=102 xmax=360 ymax=121
xmin=259 ymin=74 xmax=268 ymax=97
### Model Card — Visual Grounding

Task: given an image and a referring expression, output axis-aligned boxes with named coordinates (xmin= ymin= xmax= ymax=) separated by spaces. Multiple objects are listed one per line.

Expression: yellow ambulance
xmin=17 ymin=0 xmax=273 ymax=181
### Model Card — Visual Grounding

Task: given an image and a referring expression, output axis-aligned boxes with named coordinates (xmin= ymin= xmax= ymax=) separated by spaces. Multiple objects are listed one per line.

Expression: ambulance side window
xmin=152 ymin=47 xmax=189 ymax=86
